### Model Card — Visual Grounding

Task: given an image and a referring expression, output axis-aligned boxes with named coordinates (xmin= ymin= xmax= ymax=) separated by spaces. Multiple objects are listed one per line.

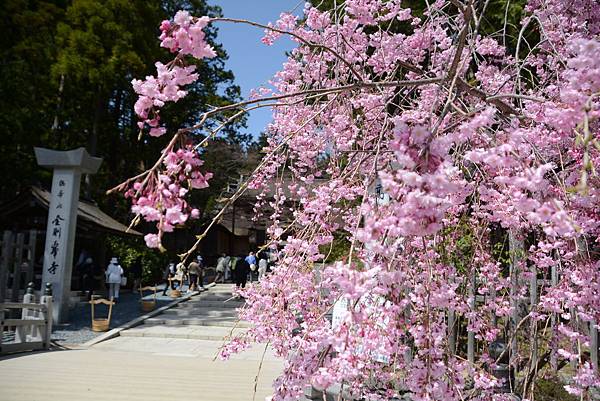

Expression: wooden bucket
xmin=141 ymin=299 xmax=156 ymax=312
xmin=92 ymin=318 xmax=110 ymax=332
xmin=139 ymin=285 xmax=158 ymax=312
xmin=90 ymin=298 xmax=114 ymax=332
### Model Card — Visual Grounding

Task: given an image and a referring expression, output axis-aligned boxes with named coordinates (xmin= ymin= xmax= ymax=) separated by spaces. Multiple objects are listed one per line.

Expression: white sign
xmin=331 ymin=294 xmax=391 ymax=364
xmin=331 ymin=297 xmax=349 ymax=330
xmin=41 ymin=170 xmax=81 ymax=323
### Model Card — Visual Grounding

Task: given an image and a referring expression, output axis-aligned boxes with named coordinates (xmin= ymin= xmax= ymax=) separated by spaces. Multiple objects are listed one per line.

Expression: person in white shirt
xmin=105 ymin=257 xmax=123 ymax=302
xmin=258 ymin=255 xmax=268 ymax=282
xmin=175 ymin=262 xmax=186 ymax=289
xmin=214 ymin=253 xmax=230 ymax=284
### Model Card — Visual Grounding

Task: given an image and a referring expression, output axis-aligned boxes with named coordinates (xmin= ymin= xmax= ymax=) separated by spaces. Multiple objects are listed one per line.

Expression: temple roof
xmin=0 ymin=186 xmax=141 ymax=237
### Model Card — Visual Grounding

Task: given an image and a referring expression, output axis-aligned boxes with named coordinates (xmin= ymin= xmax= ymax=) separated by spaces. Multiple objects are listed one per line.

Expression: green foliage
xmin=535 ymin=378 xmax=578 ymax=401
xmin=321 ymin=231 xmax=352 ymax=263
xmin=0 ymin=1 xmax=265 ymax=277
xmin=437 ymin=217 xmax=476 ymax=274
xmin=491 ymin=228 xmax=511 ymax=266
xmin=478 ymin=0 xmax=528 ymax=53
xmin=106 ymin=234 xmax=169 ymax=284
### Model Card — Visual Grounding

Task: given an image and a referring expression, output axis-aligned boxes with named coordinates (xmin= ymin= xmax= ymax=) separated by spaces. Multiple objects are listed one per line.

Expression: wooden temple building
xmin=0 ymin=186 xmax=141 ymax=296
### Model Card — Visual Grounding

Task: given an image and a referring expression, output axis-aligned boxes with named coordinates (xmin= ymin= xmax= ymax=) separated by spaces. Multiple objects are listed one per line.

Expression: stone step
xmin=187 ymin=294 xmax=243 ymax=301
xmin=203 ymin=283 xmax=233 ymax=289
xmin=177 ymin=300 xmax=244 ymax=309
xmin=143 ymin=313 xmax=244 ymax=326
xmin=143 ymin=316 xmax=251 ymax=328
xmin=162 ymin=308 xmax=239 ymax=318
xmin=121 ymin=324 xmax=248 ymax=340
xmin=194 ymin=292 xmax=238 ymax=299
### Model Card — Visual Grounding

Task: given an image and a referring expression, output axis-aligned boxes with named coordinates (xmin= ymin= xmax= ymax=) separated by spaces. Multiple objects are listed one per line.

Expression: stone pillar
xmin=35 ymin=148 xmax=102 ymax=323
xmin=14 ymin=282 xmax=36 ymax=343
xmin=40 ymin=283 xmax=53 ymax=349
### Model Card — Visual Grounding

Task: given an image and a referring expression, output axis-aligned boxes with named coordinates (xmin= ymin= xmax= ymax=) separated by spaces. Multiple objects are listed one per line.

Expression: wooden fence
xmin=310 ymin=232 xmax=600 ymax=400
xmin=442 ymin=232 xmax=598 ymax=396
xmin=0 ymin=230 xmax=38 ymax=304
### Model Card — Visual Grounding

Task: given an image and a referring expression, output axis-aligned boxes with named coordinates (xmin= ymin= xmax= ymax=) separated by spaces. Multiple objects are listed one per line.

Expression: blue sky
xmin=209 ymin=0 xmax=303 ymax=138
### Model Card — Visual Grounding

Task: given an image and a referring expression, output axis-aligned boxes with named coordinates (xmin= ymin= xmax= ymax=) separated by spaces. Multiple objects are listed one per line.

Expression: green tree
xmin=0 ymin=0 xmax=249 ymax=227
xmin=0 ymin=0 xmax=66 ymax=196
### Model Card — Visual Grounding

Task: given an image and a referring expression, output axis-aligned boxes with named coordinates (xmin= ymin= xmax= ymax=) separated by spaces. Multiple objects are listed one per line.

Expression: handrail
xmin=89 ymin=298 xmax=115 ymax=307
xmin=0 ymin=302 xmax=48 ymax=310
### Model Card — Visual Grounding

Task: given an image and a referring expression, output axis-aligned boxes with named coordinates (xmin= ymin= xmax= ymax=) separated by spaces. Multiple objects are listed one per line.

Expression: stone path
xmin=0 ymin=284 xmax=283 ymax=401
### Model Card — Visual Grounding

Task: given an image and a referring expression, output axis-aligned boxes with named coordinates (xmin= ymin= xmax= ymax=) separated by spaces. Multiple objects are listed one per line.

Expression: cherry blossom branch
xmin=210 ymin=17 xmax=364 ymax=81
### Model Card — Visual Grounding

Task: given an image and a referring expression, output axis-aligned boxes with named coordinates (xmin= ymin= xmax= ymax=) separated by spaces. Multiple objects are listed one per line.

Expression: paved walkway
xmin=0 ymin=284 xmax=283 ymax=401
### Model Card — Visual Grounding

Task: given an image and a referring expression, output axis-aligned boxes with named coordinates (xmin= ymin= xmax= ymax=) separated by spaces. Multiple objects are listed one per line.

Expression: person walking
xmin=187 ymin=258 xmax=200 ymax=292
xmin=131 ymin=256 xmax=143 ymax=292
xmin=161 ymin=262 xmax=175 ymax=296
xmin=245 ymin=251 xmax=257 ymax=282
xmin=174 ymin=262 xmax=186 ymax=289
xmin=229 ymin=256 xmax=238 ymax=284
xmin=81 ymin=256 xmax=95 ymax=301
xmin=214 ymin=253 xmax=229 ymax=284
xmin=234 ymin=255 xmax=249 ymax=290
xmin=105 ymin=257 xmax=123 ymax=303
xmin=195 ymin=255 xmax=205 ymax=290
xmin=258 ymin=253 xmax=268 ymax=282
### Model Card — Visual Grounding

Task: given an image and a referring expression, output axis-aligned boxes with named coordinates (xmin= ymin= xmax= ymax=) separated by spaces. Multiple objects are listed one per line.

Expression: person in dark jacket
xmin=80 ymin=257 xmax=95 ymax=300
xmin=162 ymin=262 xmax=175 ymax=296
xmin=131 ymin=256 xmax=143 ymax=292
xmin=234 ymin=255 xmax=249 ymax=289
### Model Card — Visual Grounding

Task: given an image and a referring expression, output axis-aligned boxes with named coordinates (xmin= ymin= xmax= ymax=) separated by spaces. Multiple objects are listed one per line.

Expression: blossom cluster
xmin=125 ymin=146 xmax=212 ymax=249
xmin=131 ymin=10 xmax=216 ymax=137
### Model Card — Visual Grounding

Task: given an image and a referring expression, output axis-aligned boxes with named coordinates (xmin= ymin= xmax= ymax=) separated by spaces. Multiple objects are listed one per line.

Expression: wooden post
xmin=509 ymin=230 xmax=524 ymax=377
xmin=40 ymin=283 xmax=53 ymax=349
xmin=468 ymin=270 xmax=476 ymax=365
xmin=529 ymin=260 xmax=538 ymax=381
xmin=24 ymin=230 xmax=37 ymax=286
xmin=0 ymin=231 xmax=13 ymax=303
xmin=10 ymin=233 xmax=24 ymax=303
xmin=491 ymin=286 xmax=498 ymax=328
xmin=229 ymin=201 xmax=236 ymax=255
xmin=550 ymin=256 xmax=559 ymax=369
xmin=448 ymin=309 xmax=456 ymax=355
xmin=592 ymin=322 xmax=598 ymax=373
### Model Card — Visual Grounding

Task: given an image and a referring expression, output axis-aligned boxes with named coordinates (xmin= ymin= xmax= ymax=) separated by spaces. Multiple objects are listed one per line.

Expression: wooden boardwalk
xmin=0 ymin=285 xmax=282 ymax=401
